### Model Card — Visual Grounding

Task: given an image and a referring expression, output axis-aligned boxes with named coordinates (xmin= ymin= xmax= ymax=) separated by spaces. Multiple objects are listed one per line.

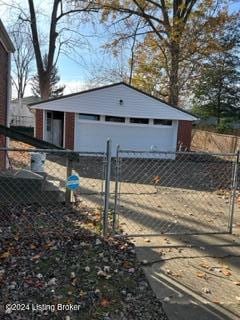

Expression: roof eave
xmin=30 ymin=104 xmax=197 ymax=121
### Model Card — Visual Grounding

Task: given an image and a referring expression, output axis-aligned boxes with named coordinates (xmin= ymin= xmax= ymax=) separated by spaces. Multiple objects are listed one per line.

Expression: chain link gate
xmin=113 ymin=149 xmax=239 ymax=236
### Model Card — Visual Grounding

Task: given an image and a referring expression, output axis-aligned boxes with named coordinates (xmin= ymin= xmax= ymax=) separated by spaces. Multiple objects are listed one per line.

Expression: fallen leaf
xmin=153 ymin=175 xmax=161 ymax=184
xmin=196 ymin=272 xmax=207 ymax=279
xmin=166 ymin=269 xmax=181 ymax=277
xmin=222 ymin=269 xmax=231 ymax=276
xmin=71 ymin=278 xmax=77 ymax=286
xmin=0 ymin=251 xmax=11 ymax=259
xmin=122 ymin=261 xmax=132 ymax=269
xmin=103 ymin=266 xmax=110 ymax=273
xmin=200 ymin=263 xmax=210 ymax=269
xmin=97 ymin=270 xmax=107 ymax=277
xmin=100 ymin=298 xmax=111 ymax=307
xmin=44 ymin=241 xmax=55 ymax=249
xmin=14 ymin=234 xmax=19 ymax=241
xmin=31 ymin=253 xmax=42 ymax=261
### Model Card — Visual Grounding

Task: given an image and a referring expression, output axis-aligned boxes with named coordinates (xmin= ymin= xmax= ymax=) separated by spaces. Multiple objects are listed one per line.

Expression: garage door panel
xmin=75 ymin=121 xmax=176 ymax=154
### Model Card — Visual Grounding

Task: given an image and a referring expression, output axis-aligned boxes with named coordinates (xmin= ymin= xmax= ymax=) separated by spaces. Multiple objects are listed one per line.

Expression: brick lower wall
xmin=35 ymin=110 xmax=75 ymax=149
xmin=0 ymin=42 xmax=9 ymax=169
xmin=65 ymin=112 xmax=75 ymax=149
xmin=35 ymin=109 xmax=43 ymax=140
xmin=177 ymin=120 xmax=192 ymax=150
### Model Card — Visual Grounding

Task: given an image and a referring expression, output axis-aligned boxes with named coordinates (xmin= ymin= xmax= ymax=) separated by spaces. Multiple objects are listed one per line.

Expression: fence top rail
xmin=0 ymin=148 xmax=106 ymax=155
xmin=118 ymin=149 xmax=238 ymax=157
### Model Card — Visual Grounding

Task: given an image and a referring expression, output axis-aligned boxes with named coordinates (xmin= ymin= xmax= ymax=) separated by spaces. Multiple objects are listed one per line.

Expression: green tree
xmin=31 ymin=55 xmax=65 ymax=98
xmin=191 ymin=29 xmax=240 ymax=124
xmin=75 ymin=0 xmax=236 ymax=106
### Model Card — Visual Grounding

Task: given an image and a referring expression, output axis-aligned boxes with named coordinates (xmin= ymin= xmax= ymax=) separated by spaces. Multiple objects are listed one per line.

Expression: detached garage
xmin=29 ymin=83 xmax=197 ymax=155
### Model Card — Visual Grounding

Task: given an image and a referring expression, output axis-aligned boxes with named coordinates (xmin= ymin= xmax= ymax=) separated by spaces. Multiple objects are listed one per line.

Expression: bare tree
xmin=27 ymin=0 xmax=84 ymax=98
xmin=10 ymin=21 xmax=34 ymax=99
xmin=4 ymin=0 xmax=98 ymax=99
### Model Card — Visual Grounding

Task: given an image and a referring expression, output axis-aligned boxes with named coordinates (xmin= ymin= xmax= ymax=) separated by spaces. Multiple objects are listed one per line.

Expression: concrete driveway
xmin=134 ymin=233 xmax=240 ymax=320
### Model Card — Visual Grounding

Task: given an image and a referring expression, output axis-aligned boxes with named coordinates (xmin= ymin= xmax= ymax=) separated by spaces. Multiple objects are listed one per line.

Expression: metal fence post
xmin=228 ymin=150 xmax=239 ymax=234
xmin=103 ymin=139 xmax=112 ymax=236
xmin=113 ymin=145 xmax=120 ymax=231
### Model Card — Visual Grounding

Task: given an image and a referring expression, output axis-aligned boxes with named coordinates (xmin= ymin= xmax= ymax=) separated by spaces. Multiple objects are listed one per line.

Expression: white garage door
xmin=75 ymin=120 xmax=177 ymax=155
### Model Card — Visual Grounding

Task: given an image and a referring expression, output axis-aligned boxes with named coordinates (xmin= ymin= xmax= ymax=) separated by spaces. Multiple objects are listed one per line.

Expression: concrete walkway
xmin=132 ymin=232 xmax=240 ymax=320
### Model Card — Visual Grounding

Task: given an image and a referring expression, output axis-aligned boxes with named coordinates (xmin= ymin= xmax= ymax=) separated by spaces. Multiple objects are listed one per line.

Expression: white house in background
xmin=29 ymin=82 xmax=197 ymax=155
xmin=10 ymin=96 xmax=40 ymax=128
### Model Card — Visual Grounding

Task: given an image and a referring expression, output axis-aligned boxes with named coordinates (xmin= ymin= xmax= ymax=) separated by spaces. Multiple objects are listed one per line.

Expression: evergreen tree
xmin=31 ymin=55 xmax=65 ymax=98
xmin=192 ymin=29 xmax=240 ymax=123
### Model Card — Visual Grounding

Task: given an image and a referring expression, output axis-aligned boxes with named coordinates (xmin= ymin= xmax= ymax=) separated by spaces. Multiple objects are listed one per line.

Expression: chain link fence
xmin=113 ymin=149 xmax=239 ymax=236
xmin=0 ymin=147 xmax=107 ymax=240
xmin=0 ymin=144 xmax=239 ymax=239
xmin=0 ymin=143 xmax=239 ymax=319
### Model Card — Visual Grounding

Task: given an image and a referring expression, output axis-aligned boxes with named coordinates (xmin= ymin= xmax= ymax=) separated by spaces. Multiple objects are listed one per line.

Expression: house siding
xmin=31 ymin=84 xmax=196 ymax=121
xmin=31 ymin=84 xmax=196 ymax=153
xmin=177 ymin=120 xmax=192 ymax=150
xmin=0 ymin=41 xmax=8 ymax=168
xmin=65 ymin=112 xmax=75 ymax=149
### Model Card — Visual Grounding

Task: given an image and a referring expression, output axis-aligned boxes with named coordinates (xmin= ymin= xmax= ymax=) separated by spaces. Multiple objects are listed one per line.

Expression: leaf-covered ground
xmin=0 ymin=204 xmax=168 ymax=320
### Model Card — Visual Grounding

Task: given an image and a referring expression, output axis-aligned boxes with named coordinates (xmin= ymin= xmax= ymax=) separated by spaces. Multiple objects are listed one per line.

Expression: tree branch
xmin=28 ymin=0 xmax=43 ymax=73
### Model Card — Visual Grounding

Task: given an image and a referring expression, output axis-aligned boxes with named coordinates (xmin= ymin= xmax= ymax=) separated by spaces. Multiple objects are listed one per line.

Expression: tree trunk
xmin=168 ymin=41 xmax=180 ymax=106
xmin=28 ymin=0 xmax=59 ymax=100
xmin=216 ymin=79 xmax=223 ymax=125
xmin=39 ymin=72 xmax=51 ymax=100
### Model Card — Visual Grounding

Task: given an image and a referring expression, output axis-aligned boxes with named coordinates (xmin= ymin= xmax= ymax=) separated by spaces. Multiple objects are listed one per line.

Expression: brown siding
xmin=177 ymin=120 xmax=192 ymax=150
xmin=0 ymin=41 xmax=8 ymax=168
xmin=35 ymin=109 xmax=43 ymax=140
xmin=65 ymin=112 xmax=75 ymax=149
